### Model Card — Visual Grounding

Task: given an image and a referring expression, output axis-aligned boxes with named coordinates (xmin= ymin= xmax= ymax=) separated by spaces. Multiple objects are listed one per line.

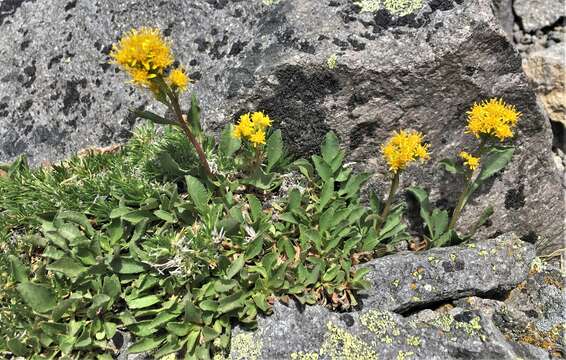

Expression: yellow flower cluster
xmin=466 ymin=98 xmax=521 ymax=141
xmin=233 ymin=111 xmax=272 ymax=147
xmin=459 ymin=151 xmax=480 ymax=171
xmin=167 ymin=68 xmax=190 ymax=92
xmin=381 ymin=130 xmax=430 ymax=173
xmin=110 ymin=27 xmax=189 ymax=92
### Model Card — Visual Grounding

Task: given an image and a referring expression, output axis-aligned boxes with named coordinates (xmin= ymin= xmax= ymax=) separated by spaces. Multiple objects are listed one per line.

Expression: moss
xmin=383 ymin=0 xmax=423 ymax=16
xmin=320 ymin=322 xmax=378 ymax=360
xmin=231 ymin=333 xmax=263 ymax=360
xmin=360 ymin=310 xmax=400 ymax=340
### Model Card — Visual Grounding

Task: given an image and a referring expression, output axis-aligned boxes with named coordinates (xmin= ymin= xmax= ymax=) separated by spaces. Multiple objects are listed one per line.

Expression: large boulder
xmin=0 ymin=0 xmax=563 ymax=251
xmin=229 ymin=234 xmax=552 ymax=359
xmin=513 ymin=0 xmax=566 ymax=33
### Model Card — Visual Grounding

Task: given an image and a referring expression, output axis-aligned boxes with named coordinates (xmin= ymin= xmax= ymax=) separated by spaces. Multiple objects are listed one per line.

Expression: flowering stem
xmin=155 ymin=77 xmax=214 ymax=179
xmin=448 ymin=178 xmax=472 ymax=231
xmin=375 ymin=171 xmax=400 ymax=234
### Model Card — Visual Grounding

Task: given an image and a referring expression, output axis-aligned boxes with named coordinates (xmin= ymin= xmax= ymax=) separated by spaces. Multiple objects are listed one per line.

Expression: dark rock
xmin=358 ymin=233 xmax=535 ymax=312
xmin=0 ymin=0 xmax=563 ymax=252
xmin=230 ymin=235 xmax=545 ymax=359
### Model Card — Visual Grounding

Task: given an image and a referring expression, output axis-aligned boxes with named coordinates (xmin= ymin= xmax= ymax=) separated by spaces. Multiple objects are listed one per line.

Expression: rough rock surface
xmin=513 ymin=0 xmax=566 ymax=33
xmin=0 ymin=0 xmax=563 ymax=251
xmin=358 ymin=233 xmax=535 ymax=312
xmin=229 ymin=234 xmax=554 ymax=360
xmin=523 ymin=44 xmax=566 ymax=128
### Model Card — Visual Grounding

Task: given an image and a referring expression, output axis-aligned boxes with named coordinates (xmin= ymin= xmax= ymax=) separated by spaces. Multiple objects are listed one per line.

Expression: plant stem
xmin=448 ymin=178 xmax=472 ymax=230
xmin=375 ymin=171 xmax=400 ymax=234
xmin=156 ymin=77 xmax=214 ymax=179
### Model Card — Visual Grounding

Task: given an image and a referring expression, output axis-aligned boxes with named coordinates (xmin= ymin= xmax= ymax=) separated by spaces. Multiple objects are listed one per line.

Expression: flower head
xmin=381 ymin=130 xmax=430 ymax=173
xmin=459 ymin=151 xmax=480 ymax=171
xmin=249 ymin=130 xmax=266 ymax=147
xmin=232 ymin=111 xmax=272 ymax=147
xmin=466 ymin=98 xmax=521 ymax=141
xmin=110 ymin=27 xmax=173 ymax=86
xmin=167 ymin=67 xmax=190 ymax=92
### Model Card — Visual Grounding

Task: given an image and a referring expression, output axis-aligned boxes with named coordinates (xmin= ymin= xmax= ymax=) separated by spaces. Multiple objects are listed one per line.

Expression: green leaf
xmin=312 ymin=155 xmax=333 ymax=182
xmin=321 ymin=132 xmax=340 ymax=164
xmin=47 ymin=257 xmax=87 ymax=279
xmin=185 ymin=302 xmax=204 ymax=325
xmin=369 ymin=191 xmax=382 ymax=213
xmin=226 ymin=255 xmax=245 ymax=279
xmin=133 ymin=109 xmax=177 ymax=126
xmin=266 ymin=129 xmax=283 ymax=172
xmin=58 ymin=211 xmax=95 ymax=237
xmin=319 ymin=207 xmax=336 ymax=233
xmin=128 ymin=335 xmax=166 ymax=353
xmin=7 ymin=338 xmax=28 ymax=356
xmin=121 ymin=210 xmax=155 ymax=225
xmin=17 ymin=283 xmax=56 ymax=313
xmin=217 ymin=291 xmax=245 ymax=314
xmin=246 ymin=194 xmax=263 ymax=222
xmin=478 ymin=147 xmax=514 ymax=182
xmin=201 ymin=326 xmax=220 ymax=342
xmin=287 ymin=189 xmax=302 ymax=211
xmin=109 ymin=207 xmax=132 ymax=219
xmin=407 ymin=186 xmax=433 ymax=236
xmin=154 ymin=209 xmax=176 ymax=223
xmin=279 ymin=212 xmax=298 ymax=224
xmin=110 ymin=257 xmax=148 ymax=274
xmin=439 ymin=159 xmax=465 ymax=175
xmin=9 ymin=255 xmax=28 ymax=283
xmin=127 ymin=295 xmax=161 ymax=309
xmin=189 ymin=94 xmax=203 ymax=135
xmin=219 ymin=124 xmax=241 ymax=159
xmin=431 ymin=209 xmax=449 ymax=240
xmin=245 ymin=236 xmax=264 ymax=260
xmin=166 ymin=322 xmax=191 ymax=337
xmin=199 ymin=300 xmax=218 ymax=312
xmin=102 ymin=275 xmax=121 ymax=298
xmin=319 ymin=179 xmax=334 ymax=212
xmin=186 ymin=175 xmax=210 ymax=211
xmin=292 ymin=158 xmax=314 ymax=180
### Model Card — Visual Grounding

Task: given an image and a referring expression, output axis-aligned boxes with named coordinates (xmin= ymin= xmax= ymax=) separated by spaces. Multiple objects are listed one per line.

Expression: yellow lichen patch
xmin=395 ymin=350 xmax=415 ymax=360
xmin=354 ymin=0 xmax=381 ymax=12
xmin=406 ymin=335 xmax=421 ymax=347
xmin=231 ymin=333 xmax=263 ymax=360
xmin=290 ymin=351 xmax=320 ymax=360
xmin=516 ymin=323 xmax=565 ymax=354
xmin=320 ymin=322 xmax=378 ymax=360
xmin=360 ymin=310 xmax=401 ymax=340
xmin=383 ymin=0 xmax=423 ymax=16
xmin=327 ymin=54 xmax=338 ymax=70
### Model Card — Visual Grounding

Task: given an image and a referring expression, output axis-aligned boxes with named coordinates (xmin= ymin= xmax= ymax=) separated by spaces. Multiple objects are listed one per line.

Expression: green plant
xmin=408 ymin=98 xmax=521 ymax=247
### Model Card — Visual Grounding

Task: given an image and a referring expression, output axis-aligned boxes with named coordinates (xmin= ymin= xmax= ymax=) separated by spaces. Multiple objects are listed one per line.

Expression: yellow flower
xmin=233 ymin=113 xmax=254 ymax=139
xmin=167 ymin=67 xmax=190 ymax=92
xmin=381 ymin=130 xmax=430 ymax=173
xmin=110 ymin=27 xmax=173 ymax=86
xmin=466 ymin=98 xmax=521 ymax=141
xmin=251 ymin=111 xmax=272 ymax=130
xmin=249 ymin=130 xmax=266 ymax=147
xmin=459 ymin=151 xmax=480 ymax=171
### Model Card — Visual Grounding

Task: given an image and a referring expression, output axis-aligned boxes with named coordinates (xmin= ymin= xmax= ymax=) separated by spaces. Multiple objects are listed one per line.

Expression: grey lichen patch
xmin=360 ymin=310 xmax=401 ymax=341
xmin=383 ymin=0 xmax=423 ymax=16
xmin=231 ymin=333 xmax=263 ymax=360
xmin=320 ymin=322 xmax=378 ymax=360
xmin=354 ymin=0 xmax=380 ymax=13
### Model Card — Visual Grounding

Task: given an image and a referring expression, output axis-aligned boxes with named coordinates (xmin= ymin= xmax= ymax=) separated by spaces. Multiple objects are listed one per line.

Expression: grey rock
xmin=229 ymin=234 xmax=540 ymax=359
xmin=0 ymin=0 xmax=563 ymax=251
xmin=358 ymin=233 xmax=535 ymax=312
xmin=491 ymin=0 xmax=514 ymax=38
xmin=513 ymin=0 xmax=566 ymax=33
